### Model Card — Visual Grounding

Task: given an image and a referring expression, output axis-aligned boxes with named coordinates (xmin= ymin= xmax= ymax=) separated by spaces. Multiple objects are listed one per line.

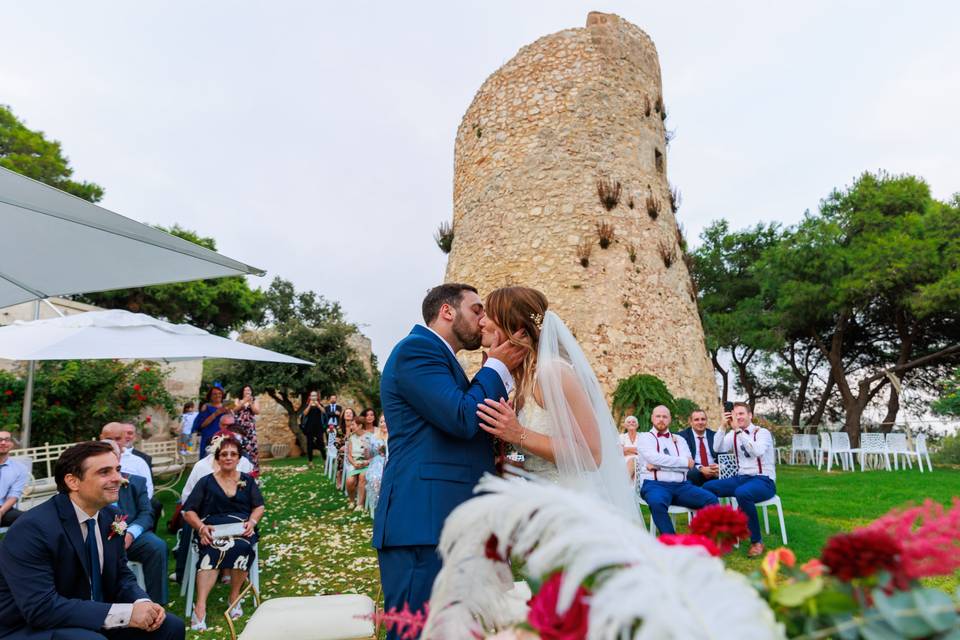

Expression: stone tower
xmin=444 ymin=12 xmax=720 ymax=418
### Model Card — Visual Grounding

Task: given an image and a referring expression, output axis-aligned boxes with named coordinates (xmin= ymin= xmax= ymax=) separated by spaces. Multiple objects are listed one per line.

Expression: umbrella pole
xmin=19 ymin=300 xmax=40 ymax=448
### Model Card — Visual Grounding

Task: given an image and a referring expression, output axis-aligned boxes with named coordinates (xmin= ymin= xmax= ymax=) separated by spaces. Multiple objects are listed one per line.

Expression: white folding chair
xmin=915 ymin=434 xmax=934 ymax=472
xmin=885 ymin=433 xmax=920 ymax=472
xmin=182 ymin=531 xmax=260 ymax=618
xmin=804 ymin=434 xmax=820 ymax=466
xmin=859 ymin=433 xmax=891 ymax=471
xmin=323 ymin=432 xmax=338 ymax=479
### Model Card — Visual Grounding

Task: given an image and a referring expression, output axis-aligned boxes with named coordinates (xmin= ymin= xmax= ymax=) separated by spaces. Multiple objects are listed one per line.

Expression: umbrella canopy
xmin=0 ymin=309 xmax=312 ymax=365
xmin=0 ymin=165 xmax=265 ymax=307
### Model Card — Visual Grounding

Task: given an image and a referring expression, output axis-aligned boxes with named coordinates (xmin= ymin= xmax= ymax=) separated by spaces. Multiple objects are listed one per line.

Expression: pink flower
xmin=863 ymin=498 xmax=960 ymax=582
xmin=658 ymin=533 xmax=722 ymax=557
xmin=527 ymin=573 xmax=590 ymax=640
xmin=801 ymin=558 xmax=825 ymax=578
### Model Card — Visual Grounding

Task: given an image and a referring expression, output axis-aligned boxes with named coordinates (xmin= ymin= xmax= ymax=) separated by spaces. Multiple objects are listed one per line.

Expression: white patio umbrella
xmin=0 ymin=166 xmax=265 ymax=306
xmin=0 ymin=310 xmax=312 ymax=445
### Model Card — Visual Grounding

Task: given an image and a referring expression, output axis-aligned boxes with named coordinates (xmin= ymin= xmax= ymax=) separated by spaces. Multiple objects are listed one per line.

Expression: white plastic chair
xmin=730 ymin=495 xmax=788 ymax=545
xmin=181 ymin=532 xmax=260 ymax=618
xmin=829 ymin=432 xmax=859 ymax=471
xmin=817 ymin=432 xmax=838 ymax=471
xmin=632 ymin=459 xmax=694 ymax=534
xmin=788 ymin=435 xmax=805 ymax=464
xmin=915 ymin=434 xmax=933 ymax=472
xmin=323 ymin=432 xmax=338 ymax=479
xmin=804 ymin=434 xmax=820 ymax=466
xmin=859 ymin=433 xmax=891 ymax=471
xmin=885 ymin=433 xmax=920 ymax=472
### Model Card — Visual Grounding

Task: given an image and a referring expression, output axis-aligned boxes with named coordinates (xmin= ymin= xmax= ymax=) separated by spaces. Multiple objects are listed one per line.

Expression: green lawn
xmin=159 ymin=459 xmax=958 ymax=639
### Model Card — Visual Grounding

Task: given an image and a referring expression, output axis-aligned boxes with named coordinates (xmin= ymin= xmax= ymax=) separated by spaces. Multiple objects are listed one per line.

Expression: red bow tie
xmin=656 ymin=431 xmax=671 ymax=438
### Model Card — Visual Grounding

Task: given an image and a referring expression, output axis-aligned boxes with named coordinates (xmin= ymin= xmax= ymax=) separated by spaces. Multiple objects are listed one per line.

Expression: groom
xmin=373 ymin=283 xmax=523 ymax=636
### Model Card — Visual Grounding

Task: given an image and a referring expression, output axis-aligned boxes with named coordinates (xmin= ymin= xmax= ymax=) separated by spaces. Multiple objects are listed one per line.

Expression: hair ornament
xmin=529 ymin=312 xmax=544 ymax=330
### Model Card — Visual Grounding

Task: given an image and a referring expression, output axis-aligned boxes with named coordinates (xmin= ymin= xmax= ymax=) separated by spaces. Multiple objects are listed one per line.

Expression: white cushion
xmin=239 ymin=594 xmax=375 ymax=640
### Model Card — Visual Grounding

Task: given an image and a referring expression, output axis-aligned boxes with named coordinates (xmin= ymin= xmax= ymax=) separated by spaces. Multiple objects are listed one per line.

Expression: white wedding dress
xmin=511 ymin=311 xmax=638 ymax=520
xmin=516 ymin=399 xmax=560 ymax=483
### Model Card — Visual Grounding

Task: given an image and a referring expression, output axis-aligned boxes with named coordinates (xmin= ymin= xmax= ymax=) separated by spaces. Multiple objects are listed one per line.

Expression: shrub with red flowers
xmin=526 ymin=573 xmax=590 ymax=640
xmin=688 ymin=504 xmax=750 ymax=553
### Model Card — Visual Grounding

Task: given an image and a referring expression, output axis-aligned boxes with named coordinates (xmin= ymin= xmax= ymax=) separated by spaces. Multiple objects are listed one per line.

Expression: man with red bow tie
xmin=637 ymin=405 xmax=718 ymax=535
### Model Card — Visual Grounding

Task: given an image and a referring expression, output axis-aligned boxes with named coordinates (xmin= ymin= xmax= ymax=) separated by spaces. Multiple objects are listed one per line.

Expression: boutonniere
xmin=108 ymin=514 xmax=128 ymax=540
xmin=236 ymin=479 xmax=247 ymax=489
xmin=119 ymin=476 xmax=130 ymax=488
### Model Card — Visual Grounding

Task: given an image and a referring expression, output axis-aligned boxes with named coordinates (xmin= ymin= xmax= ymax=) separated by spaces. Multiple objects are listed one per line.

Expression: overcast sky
xmin=3 ymin=1 xmax=958 ymax=366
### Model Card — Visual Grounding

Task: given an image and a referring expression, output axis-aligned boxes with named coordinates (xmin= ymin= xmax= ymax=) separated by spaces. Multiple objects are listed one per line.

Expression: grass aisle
xmin=162 ymin=460 xmax=957 ymax=638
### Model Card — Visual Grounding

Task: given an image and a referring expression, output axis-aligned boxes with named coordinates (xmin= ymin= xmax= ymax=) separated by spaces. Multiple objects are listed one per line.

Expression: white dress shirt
xmin=119 ymin=449 xmax=153 ymax=498
xmin=425 ymin=325 xmax=515 ymax=394
xmin=713 ymin=424 xmax=777 ymax=480
xmin=70 ymin=499 xmax=150 ymax=629
xmin=636 ymin=429 xmax=693 ymax=484
xmin=181 ymin=453 xmax=253 ymax=504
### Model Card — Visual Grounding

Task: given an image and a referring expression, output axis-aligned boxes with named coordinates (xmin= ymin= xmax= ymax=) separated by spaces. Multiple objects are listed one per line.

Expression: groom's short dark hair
xmin=422 ymin=283 xmax=478 ymax=324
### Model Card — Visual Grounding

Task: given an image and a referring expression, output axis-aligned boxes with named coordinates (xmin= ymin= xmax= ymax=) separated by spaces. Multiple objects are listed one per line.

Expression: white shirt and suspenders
xmin=713 ymin=424 xmax=777 ymax=481
xmin=636 ymin=428 xmax=693 ymax=484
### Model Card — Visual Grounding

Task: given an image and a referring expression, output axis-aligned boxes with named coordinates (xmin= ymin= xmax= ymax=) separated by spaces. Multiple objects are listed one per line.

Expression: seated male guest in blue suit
xmin=100 ymin=426 xmax=168 ymax=606
xmin=373 ymin=284 xmax=523 ymax=640
xmin=704 ymin=402 xmax=777 ymax=557
xmin=637 ymin=405 xmax=718 ymax=535
xmin=0 ymin=441 xmax=184 ymax=639
xmin=678 ymin=409 xmax=718 ymax=487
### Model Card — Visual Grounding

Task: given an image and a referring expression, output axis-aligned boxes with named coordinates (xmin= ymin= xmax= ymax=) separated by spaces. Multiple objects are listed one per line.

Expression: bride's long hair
xmin=484 ymin=286 xmax=548 ymax=411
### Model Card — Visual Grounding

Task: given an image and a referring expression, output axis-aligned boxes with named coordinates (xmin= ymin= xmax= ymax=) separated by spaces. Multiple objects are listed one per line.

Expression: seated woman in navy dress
xmin=182 ymin=435 xmax=265 ymax=631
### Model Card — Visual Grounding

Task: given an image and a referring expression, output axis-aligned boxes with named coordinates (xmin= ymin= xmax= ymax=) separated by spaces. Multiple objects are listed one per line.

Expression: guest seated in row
xmin=0 ymin=430 xmax=27 ymax=527
xmin=182 ymin=434 xmax=264 ymax=631
xmin=0 ymin=441 xmax=183 ymax=639
xmin=678 ymin=409 xmax=718 ymax=487
xmin=172 ymin=428 xmax=252 ymax=584
xmin=99 ymin=431 xmax=169 ymax=606
xmin=704 ymin=402 xmax=777 ymax=557
xmin=637 ymin=405 xmax=718 ymax=535
xmin=102 ymin=423 xmax=153 ymax=499
xmin=619 ymin=415 xmax=640 ymax=483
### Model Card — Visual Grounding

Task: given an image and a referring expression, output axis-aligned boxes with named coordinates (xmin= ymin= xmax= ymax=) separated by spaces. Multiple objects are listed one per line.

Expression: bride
xmin=475 ymin=286 xmax=637 ymax=519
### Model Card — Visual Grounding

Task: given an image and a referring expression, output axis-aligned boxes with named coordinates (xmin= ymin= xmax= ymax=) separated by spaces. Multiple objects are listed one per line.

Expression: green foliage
xmin=0 ymin=104 xmax=104 ymax=202
xmin=932 ymin=367 xmax=960 ymax=417
xmin=932 ymin=432 xmax=960 ymax=465
xmin=78 ymin=225 xmax=265 ymax=336
xmin=611 ymin=374 xmax=698 ymax=429
xmin=0 ymin=361 xmax=175 ymax=445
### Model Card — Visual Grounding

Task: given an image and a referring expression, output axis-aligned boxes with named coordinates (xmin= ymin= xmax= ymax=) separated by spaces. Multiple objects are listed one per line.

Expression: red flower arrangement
xmin=820 ymin=529 xmax=901 ymax=582
xmin=658 ymin=533 xmax=721 ymax=557
xmin=862 ymin=498 xmax=960 ymax=583
xmin=527 ymin=573 xmax=590 ymax=640
xmin=688 ymin=504 xmax=750 ymax=553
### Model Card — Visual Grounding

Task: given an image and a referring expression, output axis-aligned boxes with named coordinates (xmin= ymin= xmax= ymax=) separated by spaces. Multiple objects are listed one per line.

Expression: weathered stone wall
xmin=444 ymin=12 xmax=721 ymax=421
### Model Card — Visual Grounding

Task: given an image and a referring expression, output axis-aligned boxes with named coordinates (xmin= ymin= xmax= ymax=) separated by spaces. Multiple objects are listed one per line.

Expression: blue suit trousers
xmin=640 ymin=480 xmax=718 ymax=535
xmin=377 ymin=546 xmax=441 ymax=640
xmin=703 ymin=475 xmax=777 ymax=543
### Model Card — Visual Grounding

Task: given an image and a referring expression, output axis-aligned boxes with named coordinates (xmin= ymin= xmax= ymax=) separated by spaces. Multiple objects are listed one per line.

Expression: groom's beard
xmin=452 ymin=316 xmax=482 ymax=351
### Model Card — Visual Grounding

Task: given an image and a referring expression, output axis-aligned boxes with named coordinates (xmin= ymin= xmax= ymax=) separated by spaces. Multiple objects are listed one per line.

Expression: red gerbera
xmin=689 ymin=504 xmax=750 ymax=554
xmin=658 ymin=533 xmax=721 ymax=557
xmin=820 ymin=529 xmax=901 ymax=582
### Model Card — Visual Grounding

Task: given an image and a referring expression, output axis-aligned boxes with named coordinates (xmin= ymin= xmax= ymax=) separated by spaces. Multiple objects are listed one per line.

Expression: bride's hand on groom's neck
xmin=486 ymin=329 xmax=527 ymax=371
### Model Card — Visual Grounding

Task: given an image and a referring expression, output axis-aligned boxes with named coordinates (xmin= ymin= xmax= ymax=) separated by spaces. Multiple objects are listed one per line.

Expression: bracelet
xmin=519 ymin=427 xmax=527 ymax=453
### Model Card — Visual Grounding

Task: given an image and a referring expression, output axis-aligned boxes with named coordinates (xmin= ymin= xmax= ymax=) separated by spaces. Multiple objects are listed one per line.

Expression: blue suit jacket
xmin=0 ymin=492 xmax=148 ymax=638
xmin=116 ymin=473 xmax=153 ymax=534
xmin=372 ymin=325 xmax=508 ymax=549
xmin=678 ymin=427 xmax=717 ymax=466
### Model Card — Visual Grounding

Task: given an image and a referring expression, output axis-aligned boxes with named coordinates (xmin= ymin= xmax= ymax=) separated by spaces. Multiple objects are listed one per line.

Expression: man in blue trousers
xmin=704 ymin=402 xmax=777 ymax=557
xmin=373 ymin=283 xmax=523 ymax=639
xmin=637 ymin=405 xmax=718 ymax=535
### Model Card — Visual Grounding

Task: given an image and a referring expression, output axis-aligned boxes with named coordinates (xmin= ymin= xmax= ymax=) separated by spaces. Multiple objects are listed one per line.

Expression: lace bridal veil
xmin=536 ymin=310 xmax=638 ymax=520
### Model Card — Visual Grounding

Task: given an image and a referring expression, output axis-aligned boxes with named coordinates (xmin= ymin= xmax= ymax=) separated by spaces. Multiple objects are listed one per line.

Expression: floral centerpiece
xmin=384 ymin=475 xmax=960 ymax=639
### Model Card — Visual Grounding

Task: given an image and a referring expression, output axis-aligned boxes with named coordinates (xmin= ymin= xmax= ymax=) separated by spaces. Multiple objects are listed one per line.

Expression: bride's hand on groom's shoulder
xmin=476 ymin=398 xmax=522 ymax=444
xmin=486 ymin=329 xmax=528 ymax=371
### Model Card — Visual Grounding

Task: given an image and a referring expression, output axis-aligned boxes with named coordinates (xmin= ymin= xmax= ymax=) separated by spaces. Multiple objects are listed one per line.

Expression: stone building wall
xmin=444 ymin=12 xmax=721 ymax=420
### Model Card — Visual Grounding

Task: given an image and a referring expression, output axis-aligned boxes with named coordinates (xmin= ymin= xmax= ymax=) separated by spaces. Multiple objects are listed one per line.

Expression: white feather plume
xmin=423 ymin=474 xmax=784 ymax=640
